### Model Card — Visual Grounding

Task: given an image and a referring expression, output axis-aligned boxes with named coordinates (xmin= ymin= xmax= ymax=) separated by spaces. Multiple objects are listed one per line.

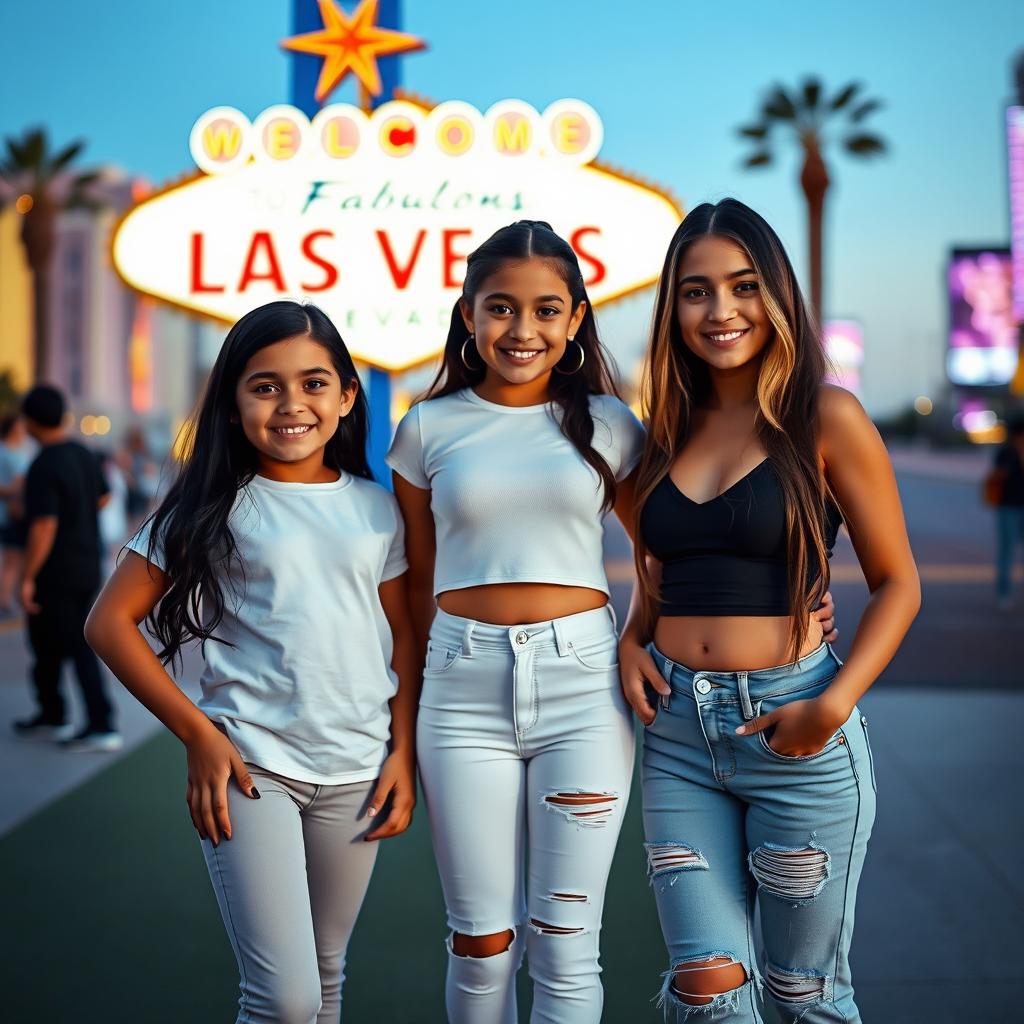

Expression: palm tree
xmin=0 ymin=128 xmax=98 ymax=381
xmin=738 ymin=78 xmax=887 ymax=323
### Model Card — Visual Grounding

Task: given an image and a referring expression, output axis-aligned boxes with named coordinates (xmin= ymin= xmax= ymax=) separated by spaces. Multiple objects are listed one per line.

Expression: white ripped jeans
xmin=417 ymin=605 xmax=635 ymax=1024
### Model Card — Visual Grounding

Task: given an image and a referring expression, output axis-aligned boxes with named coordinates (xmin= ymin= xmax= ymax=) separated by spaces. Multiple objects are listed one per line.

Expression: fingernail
xmin=250 ymin=787 xmax=261 ymax=799
xmin=735 ymin=726 xmax=746 ymax=735
xmin=368 ymin=806 xmax=377 ymax=817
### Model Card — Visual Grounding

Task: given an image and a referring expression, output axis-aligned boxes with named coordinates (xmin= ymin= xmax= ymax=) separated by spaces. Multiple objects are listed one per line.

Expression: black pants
xmin=27 ymin=587 xmax=113 ymax=732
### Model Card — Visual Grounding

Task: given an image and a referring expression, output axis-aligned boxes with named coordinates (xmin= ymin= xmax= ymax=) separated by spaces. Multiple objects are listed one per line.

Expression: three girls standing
xmin=90 ymin=199 xmax=917 ymax=1024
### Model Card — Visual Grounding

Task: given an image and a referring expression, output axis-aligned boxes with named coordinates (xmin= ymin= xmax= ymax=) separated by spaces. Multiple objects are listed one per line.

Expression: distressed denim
xmin=642 ymin=642 xmax=876 ymax=1023
xmin=417 ymin=605 xmax=635 ymax=1024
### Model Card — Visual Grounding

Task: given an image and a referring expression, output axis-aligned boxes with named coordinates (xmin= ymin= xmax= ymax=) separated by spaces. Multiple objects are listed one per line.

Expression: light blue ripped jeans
xmin=642 ymin=642 xmax=876 ymax=1023
xmin=417 ymin=605 xmax=635 ymax=1024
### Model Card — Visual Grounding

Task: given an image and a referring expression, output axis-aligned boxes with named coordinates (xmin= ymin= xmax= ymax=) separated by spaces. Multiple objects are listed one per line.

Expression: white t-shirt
xmin=386 ymin=389 xmax=645 ymax=597
xmin=127 ymin=472 xmax=407 ymax=785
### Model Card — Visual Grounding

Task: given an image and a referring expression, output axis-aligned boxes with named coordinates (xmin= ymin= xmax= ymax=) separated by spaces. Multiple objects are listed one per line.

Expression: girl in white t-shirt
xmin=387 ymin=221 xmax=645 ymax=1023
xmin=86 ymin=300 xmax=417 ymax=1023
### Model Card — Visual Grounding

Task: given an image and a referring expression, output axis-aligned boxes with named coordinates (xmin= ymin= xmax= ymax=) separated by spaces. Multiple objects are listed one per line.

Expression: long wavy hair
xmin=144 ymin=300 xmax=371 ymax=666
xmin=634 ymin=198 xmax=833 ymax=657
xmin=425 ymin=220 xmax=621 ymax=509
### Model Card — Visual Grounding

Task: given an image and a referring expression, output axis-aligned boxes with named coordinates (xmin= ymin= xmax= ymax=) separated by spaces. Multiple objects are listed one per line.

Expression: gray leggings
xmin=202 ymin=766 xmax=378 ymax=1024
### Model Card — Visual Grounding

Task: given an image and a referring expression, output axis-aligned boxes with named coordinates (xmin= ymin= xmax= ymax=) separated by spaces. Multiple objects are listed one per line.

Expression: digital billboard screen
xmin=946 ymin=247 xmax=1018 ymax=386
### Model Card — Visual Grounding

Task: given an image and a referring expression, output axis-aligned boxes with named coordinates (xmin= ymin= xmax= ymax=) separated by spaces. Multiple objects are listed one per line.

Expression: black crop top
xmin=639 ymin=459 xmax=842 ymax=616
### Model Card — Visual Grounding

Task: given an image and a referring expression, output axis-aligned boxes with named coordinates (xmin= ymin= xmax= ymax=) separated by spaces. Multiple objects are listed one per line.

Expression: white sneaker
xmin=60 ymin=729 xmax=124 ymax=753
xmin=12 ymin=715 xmax=75 ymax=742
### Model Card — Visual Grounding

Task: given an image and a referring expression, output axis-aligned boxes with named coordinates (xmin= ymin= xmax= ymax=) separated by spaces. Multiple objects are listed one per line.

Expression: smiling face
xmin=234 ymin=334 xmax=357 ymax=482
xmin=675 ymin=235 xmax=774 ymax=372
xmin=460 ymin=258 xmax=586 ymax=398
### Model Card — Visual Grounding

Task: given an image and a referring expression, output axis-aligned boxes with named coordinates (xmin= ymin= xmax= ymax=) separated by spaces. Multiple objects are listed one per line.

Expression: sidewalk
xmin=0 ymin=676 xmax=1020 ymax=1021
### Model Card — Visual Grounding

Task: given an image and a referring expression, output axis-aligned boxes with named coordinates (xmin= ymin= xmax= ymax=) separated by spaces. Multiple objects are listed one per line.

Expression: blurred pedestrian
xmin=0 ymin=412 xmax=34 ymax=614
xmin=95 ymin=449 xmax=129 ymax=574
xmin=989 ymin=413 xmax=1024 ymax=609
xmin=117 ymin=425 xmax=160 ymax=529
xmin=12 ymin=385 xmax=121 ymax=751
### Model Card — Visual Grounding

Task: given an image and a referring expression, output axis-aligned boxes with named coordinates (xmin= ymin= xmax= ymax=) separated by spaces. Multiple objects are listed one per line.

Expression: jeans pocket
xmin=756 ymin=727 xmax=838 ymax=763
xmin=568 ymin=634 xmax=619 ymax=671
xmin=424 ymin=640 xmax=464 ymax=675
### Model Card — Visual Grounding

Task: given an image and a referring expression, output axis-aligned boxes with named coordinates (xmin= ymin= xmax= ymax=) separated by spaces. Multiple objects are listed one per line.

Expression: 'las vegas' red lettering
xmin=443 ymin=229 xmax=472 ymax=289
xmin=571 ymin=227 xmax=606 ymax=287
xmin=300 ymin=231 xmax=338 ymax=292
xmin=238 ymin=232 xmax=286 ymax=292
xmin=376 ymin=230 xmax=427 ymax=290
xmin=190 ymin=232 xmax=225 ymax=293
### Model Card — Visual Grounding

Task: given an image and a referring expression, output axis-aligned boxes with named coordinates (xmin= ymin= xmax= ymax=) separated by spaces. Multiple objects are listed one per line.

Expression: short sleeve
xmin=23 ymin=459 xmax=58 ymax=521
xmin=385 ymin=403 xmax=430 ymax=489
xmin=124 ymin=516 xmax=167 ymax=572
xmin=591 ymin=396 xmax=646 ymax=481
xmin=381 ymin=502 xmax=408 ymax=582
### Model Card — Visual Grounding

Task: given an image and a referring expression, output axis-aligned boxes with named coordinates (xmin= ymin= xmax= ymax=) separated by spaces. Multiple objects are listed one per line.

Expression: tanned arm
xmin=85 ymin=551 xmax=258 ymax=844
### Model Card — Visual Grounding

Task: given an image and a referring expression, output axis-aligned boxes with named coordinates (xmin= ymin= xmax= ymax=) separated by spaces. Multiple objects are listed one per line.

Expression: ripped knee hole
xmin=451 ymin=928 xmax=515 ymax=958
xmin=749 ymin=843 xmax=829 ymax=901
xmin=671 ymin=957 xmax=747 ymax=1006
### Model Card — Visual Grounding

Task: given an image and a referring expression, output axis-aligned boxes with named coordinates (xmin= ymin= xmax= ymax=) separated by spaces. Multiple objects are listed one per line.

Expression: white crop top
xmin=386 ymin=388 xmax=645 ymax=597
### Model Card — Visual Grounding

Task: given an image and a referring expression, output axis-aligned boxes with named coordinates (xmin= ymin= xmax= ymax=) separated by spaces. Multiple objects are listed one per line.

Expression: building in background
xmin=0 ymin=168 xmax=222 ymax=452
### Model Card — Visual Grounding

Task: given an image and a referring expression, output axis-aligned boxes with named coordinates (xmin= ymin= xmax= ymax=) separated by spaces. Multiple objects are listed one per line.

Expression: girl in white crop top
xmin=388 ymin=221 xmax=644 ymax=1023
xmin=86 ymin=301 xmax=419 ymax=1021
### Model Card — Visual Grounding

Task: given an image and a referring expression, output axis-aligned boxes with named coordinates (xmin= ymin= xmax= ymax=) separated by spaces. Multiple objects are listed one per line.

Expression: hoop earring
xmin=554 ymin=338 xmax=585 ymax=375
xmin=461 ymin=335 xmax=482 ymax=371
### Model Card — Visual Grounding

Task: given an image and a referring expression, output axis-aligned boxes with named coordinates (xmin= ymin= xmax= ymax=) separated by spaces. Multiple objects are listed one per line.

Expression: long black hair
xmin=426 ymin=219 xmax=622 ymax=509
xmin=144 ymin=300 xmax=371 ymax=666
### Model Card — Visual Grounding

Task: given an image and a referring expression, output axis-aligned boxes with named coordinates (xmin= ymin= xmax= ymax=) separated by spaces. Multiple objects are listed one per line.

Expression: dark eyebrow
xmin=244 ymin=366 xmax=335 ymax=383
xmin=482 ymin=292 xmax=565 ymax=304
xmin=678 ymin=268 xmax=757 ymax=285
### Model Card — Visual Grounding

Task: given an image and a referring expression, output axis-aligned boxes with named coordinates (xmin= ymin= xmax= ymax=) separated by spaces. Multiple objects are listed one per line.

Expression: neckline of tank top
xmin=458 ymin=388 xmax=557 ymax=414
xmin=665 ymin=457 xmax=771 ymax=507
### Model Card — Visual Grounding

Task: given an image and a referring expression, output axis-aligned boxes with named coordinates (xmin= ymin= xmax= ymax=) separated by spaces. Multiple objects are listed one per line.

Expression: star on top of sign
xmin=281 ymin=0 xmax=425 ymax=102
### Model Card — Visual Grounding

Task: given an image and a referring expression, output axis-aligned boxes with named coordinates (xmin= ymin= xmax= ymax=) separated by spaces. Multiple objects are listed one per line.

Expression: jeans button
xmin=695 ymin=678 xmax=712 ymax=695
xmin=515 ymin=631 xmax=529 ymax=646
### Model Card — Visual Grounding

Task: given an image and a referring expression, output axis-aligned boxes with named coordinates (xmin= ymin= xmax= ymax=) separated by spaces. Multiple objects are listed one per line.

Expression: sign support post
xmin=290 ymin=0 xmax=401 ymax=485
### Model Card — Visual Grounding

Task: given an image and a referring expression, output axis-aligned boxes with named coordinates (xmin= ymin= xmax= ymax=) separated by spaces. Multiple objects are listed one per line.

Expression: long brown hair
xmin=424 ymin=220 xmax=622 ymax=510
xmin=634 ymin=198 xmax=833 ymax=656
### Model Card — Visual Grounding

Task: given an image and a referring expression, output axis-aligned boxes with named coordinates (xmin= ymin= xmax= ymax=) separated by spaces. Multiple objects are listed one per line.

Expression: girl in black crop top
xmin=618 ymin=199 xmax=920 ymax=1017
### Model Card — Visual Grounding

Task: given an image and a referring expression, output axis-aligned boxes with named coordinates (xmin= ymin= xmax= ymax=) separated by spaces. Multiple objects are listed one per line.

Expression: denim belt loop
xmin=551 ymin=617 xmax=572 ymax=657
xmin=461 ymin=620 xmax=476 ymax=658
xmin=605 ymin=603 xmax=618 ymax=632
xmin=737 ymin=671 xmax=755 ymax=721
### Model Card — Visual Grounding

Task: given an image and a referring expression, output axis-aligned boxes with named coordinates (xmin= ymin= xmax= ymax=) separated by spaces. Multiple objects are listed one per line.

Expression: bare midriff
xmin=654 ymin=614 xmax=824 ymax=673
xmin=438 ymin=583 xmax=608 ymax=626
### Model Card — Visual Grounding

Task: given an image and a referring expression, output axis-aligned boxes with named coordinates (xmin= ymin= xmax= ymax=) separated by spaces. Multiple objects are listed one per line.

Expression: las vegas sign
xmin=112 ymin=97 xmax=684 ymax=372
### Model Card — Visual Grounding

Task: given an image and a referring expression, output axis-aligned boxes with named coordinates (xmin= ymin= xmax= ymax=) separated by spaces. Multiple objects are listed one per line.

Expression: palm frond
xmin=849 ymin=98 xmax=882 ymax=123
xmin=23 ymin=129 xmax=46 ymax=171
xmin=51 ymin=140 xmax=85 ymax=173
xmin=844 ymin=133 xmax=887 ymax=156
xmin=738 ymin=124 xmax=769 ymax=140
xmin=744 ymin=151 xmax=773 ymax=168
xmin=801 ymin=76 xmax=822 ymax=112
xmin=830 ymin=82 xmax=861 ymax=111
xmin=762 ymin=85 xmax=798 ymax=121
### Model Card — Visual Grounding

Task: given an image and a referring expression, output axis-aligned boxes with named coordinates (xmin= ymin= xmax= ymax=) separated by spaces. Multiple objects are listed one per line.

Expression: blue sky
xmin=3 ymin=0 xmax=1021 ymax=414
